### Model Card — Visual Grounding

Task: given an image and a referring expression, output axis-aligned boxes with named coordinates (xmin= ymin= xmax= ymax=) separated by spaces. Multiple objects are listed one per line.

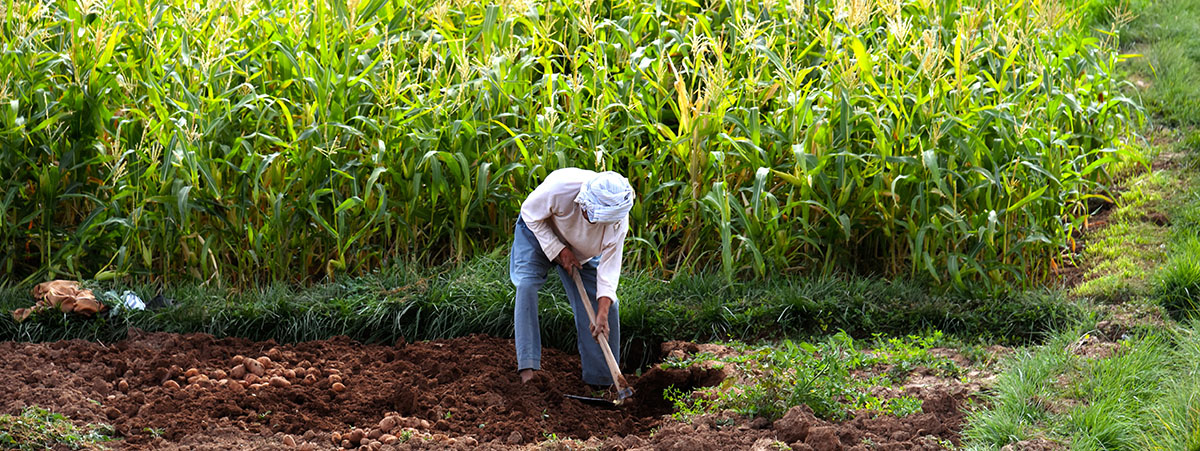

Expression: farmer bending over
xmin=511 ymin=168 xmax=634 ymax=387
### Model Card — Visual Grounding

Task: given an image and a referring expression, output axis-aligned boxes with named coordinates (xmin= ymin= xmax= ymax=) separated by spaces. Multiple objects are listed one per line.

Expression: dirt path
xmin=0 ymin=331 xmax=973 ymax=450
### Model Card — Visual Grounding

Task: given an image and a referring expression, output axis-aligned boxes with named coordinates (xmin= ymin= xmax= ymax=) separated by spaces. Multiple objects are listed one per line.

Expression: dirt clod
xmin=805 ymin=426 xmax=841 ymax=450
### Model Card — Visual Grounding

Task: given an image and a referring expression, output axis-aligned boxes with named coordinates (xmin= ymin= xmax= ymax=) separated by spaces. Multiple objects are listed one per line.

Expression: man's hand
xmin=556 ymin=248 xmax=581 ymax=277
xmin=590 ymin=296 xmax=613 ymax=342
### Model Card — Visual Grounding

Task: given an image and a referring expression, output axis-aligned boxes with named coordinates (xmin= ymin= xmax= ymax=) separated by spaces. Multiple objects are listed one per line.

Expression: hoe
xmin=563 ymin=271 xmax=635 ymax=408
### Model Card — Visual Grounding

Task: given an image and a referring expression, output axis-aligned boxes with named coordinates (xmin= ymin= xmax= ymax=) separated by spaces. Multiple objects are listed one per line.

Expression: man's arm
xmin=594 ymin=221 xmax=627 ymax=303
xmin=520 ymin=182 xmax=570 ymax=262
xmin=589 ymin=220 xmax=627 ymax=341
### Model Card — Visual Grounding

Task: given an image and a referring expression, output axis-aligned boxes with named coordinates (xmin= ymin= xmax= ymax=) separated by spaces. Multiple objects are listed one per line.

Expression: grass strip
xmin=0 ymin=257 xmax=1082 ymax=365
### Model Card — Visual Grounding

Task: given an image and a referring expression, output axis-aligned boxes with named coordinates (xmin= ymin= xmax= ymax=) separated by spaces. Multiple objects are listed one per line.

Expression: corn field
xmin=0 ymin=0 xmax=1141 ymax=287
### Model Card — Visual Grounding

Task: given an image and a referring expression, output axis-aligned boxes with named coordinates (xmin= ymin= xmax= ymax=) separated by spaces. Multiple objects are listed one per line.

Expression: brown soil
xmin=602 ymin=387 xmax=968 ymax=451
xmin=0 ymin=331 xmax=977 ymax=450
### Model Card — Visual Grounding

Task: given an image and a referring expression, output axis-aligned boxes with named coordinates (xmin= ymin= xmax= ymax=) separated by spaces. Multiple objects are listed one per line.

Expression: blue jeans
xmin=510 ymin=218 xmax=621 ymax=386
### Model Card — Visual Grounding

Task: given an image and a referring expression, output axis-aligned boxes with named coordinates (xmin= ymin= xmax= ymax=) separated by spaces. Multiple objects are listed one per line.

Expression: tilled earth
xmin=0 ymin=330 xmax=976 ymax=450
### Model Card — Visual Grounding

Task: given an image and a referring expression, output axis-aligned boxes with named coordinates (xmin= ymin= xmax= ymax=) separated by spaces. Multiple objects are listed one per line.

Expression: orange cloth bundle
xmin=11 ymin=280 xmax=107 ymax=322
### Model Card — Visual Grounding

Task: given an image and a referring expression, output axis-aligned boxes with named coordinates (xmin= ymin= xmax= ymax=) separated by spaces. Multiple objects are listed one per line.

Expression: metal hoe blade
xmin=616 ymin=387 xmax=633 ymax=402
xmin=564 ymin=394 xmax=618 ymax=408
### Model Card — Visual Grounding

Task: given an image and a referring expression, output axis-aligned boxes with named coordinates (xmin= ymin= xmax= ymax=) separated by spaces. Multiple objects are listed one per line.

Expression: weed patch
xmin=663 ymin=332 xmax=969 ymax=422
xmin=0 ymin=406 xmax=113 ymax=450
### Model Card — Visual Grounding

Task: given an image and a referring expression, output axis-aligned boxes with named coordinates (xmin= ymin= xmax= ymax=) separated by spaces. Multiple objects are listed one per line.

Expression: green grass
xmin=0 ymin=261 xmax=1083 ymax=367
xmin=1119 ymin=0 xmax=1200 ymax=125
xmin=0 ymin=406 xmax=114 ymax=450
xmin=1156 ymin=236 xmax=1200 ymax=320
xmin=962 ymin=329 xmax=1080 ymax=447
xmin=1072 ymin=168 xmax=1174 ymax=302
xmin=1151 ymin=134 xmax=1200 ymax=318
xmin=962 ymin=324 xmax=1179 ymax=450
xmin=1140 ymin=323 xmax=1200 ymax=451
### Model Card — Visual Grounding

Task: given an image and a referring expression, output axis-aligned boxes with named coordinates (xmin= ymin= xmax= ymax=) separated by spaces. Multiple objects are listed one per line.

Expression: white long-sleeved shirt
xmin=520 ymin=168 xmax=629 ymax=303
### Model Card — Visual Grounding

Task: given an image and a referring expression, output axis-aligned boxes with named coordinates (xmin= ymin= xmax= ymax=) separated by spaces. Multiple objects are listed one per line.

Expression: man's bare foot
xmin=519 ymin=369 xmax=535 ymax=383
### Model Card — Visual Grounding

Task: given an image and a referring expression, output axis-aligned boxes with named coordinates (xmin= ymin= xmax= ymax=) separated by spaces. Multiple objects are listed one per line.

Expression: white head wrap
xmin=575 ymin=171 xmax=635 ymax=224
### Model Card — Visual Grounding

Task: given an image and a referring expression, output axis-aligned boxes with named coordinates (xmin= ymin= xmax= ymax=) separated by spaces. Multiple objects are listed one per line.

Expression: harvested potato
xmin=163 ymin=380 xmax=180 ymax=389
xmin=212 ymin=369 xmax=228 ymax=379
xmin=256 ymin=356 xmax=272 ymax=367
xmin=347 ymin=429 xmax=364 ymax=444
xmin=378 ymin=416 xmax=396 ymax=432
xmin=332 ymin=382 xmax=346 ymax=392
xmin=230 ymin=364 xmax=246 ymax=379
xmin=184 ymin=368 xmax=200 ymax=378
xmin=269 ymin=376 xmax=290 ymax=388
xmin=283 ymin=369 xmax=296 ymax=379
xmin=244 ymin=359 xmax=265 ymax=377
xmin=117 ymin=380 xmax=129 ymax=392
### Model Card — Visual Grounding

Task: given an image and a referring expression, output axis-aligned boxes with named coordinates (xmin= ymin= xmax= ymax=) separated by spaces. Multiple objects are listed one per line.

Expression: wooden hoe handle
xmin=570 ymin=271 xmax=629 ymax=392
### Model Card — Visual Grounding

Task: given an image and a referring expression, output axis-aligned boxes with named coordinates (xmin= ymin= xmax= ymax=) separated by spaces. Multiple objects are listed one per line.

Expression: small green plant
xmin=398 ymin=430 xmax=413 ymax=442
xmin=884 ymin=396 xmax=925 ymax=417
xmin=664 ymin=386 xmax=718 ymax=423
xmin=661 ymin=352 xmax=720 ymax=369
xmin=142 ymin=427 xmax=165 ymax=438
xmin=0 ymin=407 xmax=114 ymax=450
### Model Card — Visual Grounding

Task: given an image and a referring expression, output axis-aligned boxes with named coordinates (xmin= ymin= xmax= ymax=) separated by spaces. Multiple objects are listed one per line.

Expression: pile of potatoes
xmin=328 ymin=414 xmax=477 ymax=450
xmin=161 ymin=350 xmax=347 ymax=392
